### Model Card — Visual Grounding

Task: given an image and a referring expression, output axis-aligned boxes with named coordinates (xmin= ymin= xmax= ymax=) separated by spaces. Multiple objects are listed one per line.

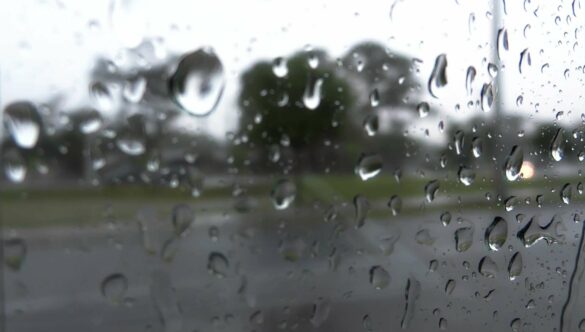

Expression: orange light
xmin=520 ymin=161 xmax=535 ymax=179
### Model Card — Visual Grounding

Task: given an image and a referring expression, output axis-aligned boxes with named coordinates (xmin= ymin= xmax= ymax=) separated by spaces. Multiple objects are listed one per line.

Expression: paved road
xmin=3 ymin=202 xmax=583 ymax=332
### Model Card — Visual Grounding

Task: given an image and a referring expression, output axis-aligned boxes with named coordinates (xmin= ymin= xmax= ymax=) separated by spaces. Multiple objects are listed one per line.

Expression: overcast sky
xmin=1 ymin=0 xmax=583 ymax=139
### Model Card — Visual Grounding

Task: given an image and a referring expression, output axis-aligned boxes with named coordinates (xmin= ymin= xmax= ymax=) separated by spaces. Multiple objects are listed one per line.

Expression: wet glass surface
xmin=2 ymin=0 xmax=585 ymax=331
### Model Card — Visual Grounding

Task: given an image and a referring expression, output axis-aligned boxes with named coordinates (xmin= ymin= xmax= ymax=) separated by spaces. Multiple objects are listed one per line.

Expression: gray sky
xmin=1 ymin=0 xmax=583 ymax=140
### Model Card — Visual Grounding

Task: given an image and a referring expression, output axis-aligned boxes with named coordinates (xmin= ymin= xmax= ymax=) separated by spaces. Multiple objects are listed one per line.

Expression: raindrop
xmin=458 ymin=166 xmax=475 ymax=186
xmin=487 ymin=63 xmax=498 ymax=78
xmin=561 ymin=183 xmax=572 ymax=205
xmin=169 ymin=48 xmax=225 ymax=116
xmin=485 ymin=216 xmax=508 ymax=251
xmin=466 ymin=66 xmax=476 ymax=95
xmin=90 ymin=81 xmax=114 ymax=113
xmin=354 ymin=195 xmax=369 ymax=228
xmin=79 ymin=109 xmax=103 ymax=134
xmin=416 ymin=229 xmax=435 ymax=245
xmin=3 ymin=102 xmax=41 ymax=149
xmin=439 ymin=317 xmax=448 ymax=330
xmin=455 ymin=227 xmax=473 ymax=252
xmin=363 ymin=315 xmax=373 ymax=331
xmin=480 ymin=82 xmax=496 ymax=112
xmin=424 ymin=180 xmax=440 ymax=203
xmin=511 ymin=318 xmax=522 ymax=332
xmin=400 ymin=277 xmax=421 ymax=329
xmin=101 ymin=273 xmax=128 ymax=304
xmin=303 ymin=76 xmax=324 ymax=110
xmin=271 ymin=179 xmax=297 ymax=210
xmin=454 ymin=130 xmax=464 ymax=155
xmin=550 ymin=128 xmax=565 ymax=161
xmin=116 ymin=132 xmax=146 ymax=156
xmin=505 ymin=196 xmax=517 ymax=212
xmin=497 ymin=28 xmax=509 ymax=59
xmin=388 ymin=195 xmax=402 ymax=216
xmin=272 ymin=57 xmax=288 ymax=78
xmin=3 ymin=149 xmax=26 ymax=183
xmin=519 ymin=49 xmax=531 ymax=73
xmin=472 ymin=136 xmax=482 ymax=158
xmin=508 ymin=252 xmax=523 ymax=280
xmin=123 ymin=76 xmax=147 ymax=103
xmin=208 ymin=252 xmax=229 ymax=278
xmin=370 ymin=266 xmax=391 ymax=290
xmin=310 ymin=297 xmax=331 ymax=327
xmin=250 ymin=311 xmax=264 ymax=325
xmin=370 ymin=89 xmax=380 ymax=107
xmin=417 ymin=102 xmax=430 ymax=118
xmin=479 ymin=256 xmax=498 ymax=278
xmin=517 ymin=217 xmax=557 ymax=247
xmin=172 ymin=204 xmax=194 ymax=236
xmin=4 ymin=238 xmax=26 ymax=271
xmin=440 ymin=211 xmax=452 ymax=226
xmin=504 ymin=146 xmax=523 ymax=181
xmin=355 ymin=153 xmax=383 ymax=181
xmin=428 ymin=54 xmax=448 ymax=98
xmin=363 ymin=114 xmax=379 ymax=136
xmin=445 ymin=279 xmax=456 ymax=295
xmin=308 ymin=53 xmax=319 ymax=69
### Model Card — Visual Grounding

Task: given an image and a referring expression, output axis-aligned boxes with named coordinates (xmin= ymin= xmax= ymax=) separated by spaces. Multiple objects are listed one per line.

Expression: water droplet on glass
xmin=504 ymin=145 xmax=524 ymax=181
xmin=519 ymin=48 xmax=531 ymax=73
xmin=511 ymin=318 xmax=522 ymax=332
xmin=445 ymin=279 xmax=456 ymax=295
xmin=303 ymin=76 xmax=324 ymax=110
xmin=487 ymin=63 xmax=498 ymax=78
xmin=271 ymin=179 xmax=297 ymax=210
xmin=123 ymin=76 xmax=147 ymax=103
xmin=355 ymin=153 xmax=383 ymax=181
xmin=485 ymin=216 xmax=508 ymax=251
xmin=4 ymin=102 xmax=41 ymax=149
xmin=90 ymin=81 xmax=114 ymax=113
xmin=517 ymin=217 xmax=557 ymax=247
xmin=400 ymin=277 xmax=421 ymax=329
xmin=79 ymin=109 xmax=103 ymax=134
xmin=417 ymin=102 xmax=430 ymax=118
xmin=101 ymin=273 xmax=128 ymax=304
xmin=3 ymin=149 xmax=26 ymax=183
xmin=272 ymin=57 xmax=288 ymax=78
xmin=354 ymin=195 xmax=369 ymax=228
xmin=363 ymin=314 xmax=373 ymax=331
xmin=508 ymin=252 xmax=523 ymax=280
xmin=370 ymin=89 xmax=380 ymax=107
xmin=497 ymin=28 xmax=509 ymax=59
xmin=472 ymin=136 xmax=482 ymax=158
xmin=458 ymin=166 xmax=475 ymax=186
xmin=4 ymin=238 xmax=26 ymax=270
xmin=116 ymin=132 xmax=146 ymax=156
xmin=479 ymin=256 xmax=498 ymax=278
xmin=466 ymin=66 xmax=476 ymax=95
xmin=169 ymin=48 xmax=225 ymax=116
xmin=439 ymin=317 xmax=448 ymax=330
xmin=207 ymin=252 xmax=229 ymax=278
xmin=308 ymin=53 xmax=319 ymax=69
xmin=561 ymin=183 xmax=572 ymax=205
xmin=310 ymin=297 xmax=331 ymax=327
xmin=551 ymin=128 xmax=565 ymax=161
xmin=370 ymin=266 xmax=390 ymax=290
xmin=415 ymin=229 xmax=435 ymax=245
xmin=172 ymin=204 xmax=194 ymax=236
xmin=505 ymin=196 xmax=517 ymax=212
xmin=363 ymin=114 xmax=379 ymax=136
xmin=424 ymin=180 xmax=440 ymax=203
xmin=428 ymin=54 xmax=448 ymax=98
xmin=388 ymin=195 xmax=402 ymax=216
xmin=455 ymin=228 xmax=474 ymax=254
xmin=480 ymin=82 xmax=496 ymax=112
xmin=440 ymin=211 xmax=452 ymax=226
xmin=454 ymin=130 xmax=464 ymax=155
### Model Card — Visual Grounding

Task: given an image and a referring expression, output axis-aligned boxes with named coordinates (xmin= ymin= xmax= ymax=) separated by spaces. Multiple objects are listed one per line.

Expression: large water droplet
xmin=424 ymin=180 xmax=440 ymax=203
xmin=504 ymin=146 xmax=523 ymax=181
xmin=303 ymin=76 xmax=324 ymax=110
xmin=472 ymin=136 xmax=482 ymax=158
xmin=79 ymin=109 xmax=103 ymax=134
xmin=172 ymin=204 xmax=194 ymax=236
xmin=101 ymin=273 xmax=128 ymax=304
xmin=479 ymin=256 xmax=498 ymax=278
xmin=271 ymin=179 xmax=296 ymax=210
xmin=3 ymin=149 xmax=27 ymax=183
xmin=508 ymin=252 xmax=523 ymax=280
xmin=485 ymin=216 xmax=508 ymax=251
xmin=123 ymin=76 xmax=147 ymax=103
xmin=4 ymin=238 xmax=26 ymax=270
xmin=517 ymin=217 xmax=557 ymax=247
xmin=355 ymin=153 xmax=383 ymax=181
xmin=480 ymin=82 xmax=496 ymax=112
xmin=169 ymin=48 xmax=225 ymax=116
xmin=561 ymin=183 xmax=573 ymax=205
xmin=388 ymin=195 xmax=402 ymax=216
xmin=370 ymin=266 xmax=390 ymax=290
xmin=428 ymin=54 xmax=448 ymax=98
xmin=354 ymin=195 xmax=369 ymax=228
xmin=466 ymin=66 xmax=476 ymax=95
xmin=551 ymin=128 xmax=565 ymax=161
xmin=455 ymin=227 xmax=473 ymax=252
xmin=458 ymin=166 xmax=475 ymax=186
xmin=417 ymin=102 xmax=430 ymax=118
xmin=208 ymin=252 xmax=229 ymax=278
xmin=4 ymin=102 xmax=41 ymax=149
xmin=272 ymin=57 xmax=288 ymax=78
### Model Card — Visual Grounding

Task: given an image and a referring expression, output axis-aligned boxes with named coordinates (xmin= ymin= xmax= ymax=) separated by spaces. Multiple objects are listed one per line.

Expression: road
xmin=3 ymin=200 xmax=583 ymax=332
